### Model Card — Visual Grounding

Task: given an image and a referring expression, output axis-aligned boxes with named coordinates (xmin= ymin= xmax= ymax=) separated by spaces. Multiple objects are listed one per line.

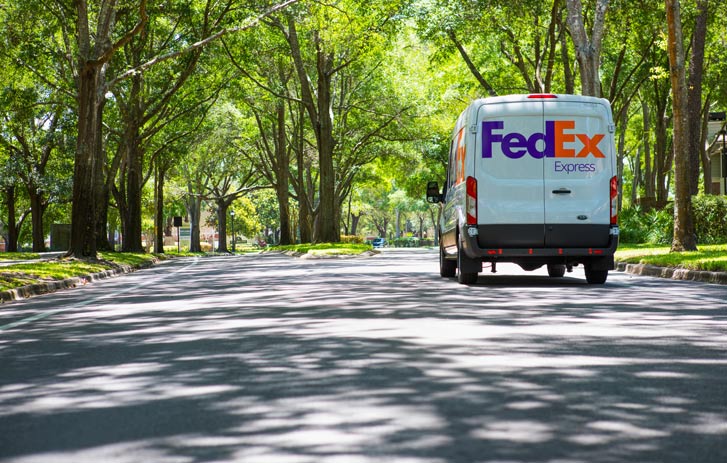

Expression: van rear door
xmin=542 ymin=97 xmax=614 ymax=247
xmin=475 ymin=98 xmax=546 ymax=247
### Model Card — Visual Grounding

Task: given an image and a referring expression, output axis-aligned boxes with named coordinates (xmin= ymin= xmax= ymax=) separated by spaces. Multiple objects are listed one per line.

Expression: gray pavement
xmin=0 ymin=250 xmax=726 ymax=463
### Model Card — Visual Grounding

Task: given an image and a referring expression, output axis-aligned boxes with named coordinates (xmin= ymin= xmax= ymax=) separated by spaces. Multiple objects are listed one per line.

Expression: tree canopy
xmin=1 ymin=0 xmax=726 ymax=254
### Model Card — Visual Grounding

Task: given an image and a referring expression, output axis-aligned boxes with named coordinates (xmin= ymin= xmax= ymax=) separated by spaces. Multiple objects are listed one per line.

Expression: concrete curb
xmin=0 ymin=261 xmax=155 ymax=303
xmin=616 ymin=261 xmax=727 ymax=285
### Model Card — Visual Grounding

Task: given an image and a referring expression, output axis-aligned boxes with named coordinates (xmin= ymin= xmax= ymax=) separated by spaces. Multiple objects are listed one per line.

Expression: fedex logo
xmin=482 ymin=120 xmax=606 ymax=159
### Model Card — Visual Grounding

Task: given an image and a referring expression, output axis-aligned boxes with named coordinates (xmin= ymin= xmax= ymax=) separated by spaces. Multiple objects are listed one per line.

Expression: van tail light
xmin=610 ymin=176 xmax=618 ymax=225
xmin=527 ymin=94 xmax=557 ymax=99
xmin=466 ymin=176 xmax=477 ymax=225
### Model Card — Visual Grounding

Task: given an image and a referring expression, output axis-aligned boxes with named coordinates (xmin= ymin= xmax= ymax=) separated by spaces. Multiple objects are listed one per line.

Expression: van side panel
xmin=440 ymin=112 xmax=470 ymax=253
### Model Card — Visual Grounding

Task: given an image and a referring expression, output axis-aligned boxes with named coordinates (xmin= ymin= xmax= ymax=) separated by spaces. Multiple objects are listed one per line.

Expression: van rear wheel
xmin=458 ymin=267 xmax=478 ymax=285
xmin=585 ymin=267 xmax=608 ymax=284
xmin=457 ymin=240 xmax=478 ymax=285
xmin=547 ymin=264 xmax=566 ymax=278
xmin=440 ymin=244 xmax=456 ymax=278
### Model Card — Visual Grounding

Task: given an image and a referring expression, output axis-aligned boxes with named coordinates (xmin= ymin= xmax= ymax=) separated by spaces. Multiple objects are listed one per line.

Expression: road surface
xmin=1 ymin=249 xmax=726 ymax=462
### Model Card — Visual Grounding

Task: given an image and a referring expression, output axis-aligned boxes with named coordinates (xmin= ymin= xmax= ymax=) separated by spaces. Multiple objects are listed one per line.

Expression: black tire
xmin=547 ymin=264 xmax=566 ymax=278
xmin=440 ymin=244 xmax=456 ymax=278
xmin=457 ymin=239 xmax=478 ymax=285
xmin=585 ymin=268 xmax=608 ymax=284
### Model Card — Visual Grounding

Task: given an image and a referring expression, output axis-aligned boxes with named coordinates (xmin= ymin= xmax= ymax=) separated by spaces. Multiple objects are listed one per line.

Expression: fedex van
xmin=426 ymin=94 xmax=619 ymax=284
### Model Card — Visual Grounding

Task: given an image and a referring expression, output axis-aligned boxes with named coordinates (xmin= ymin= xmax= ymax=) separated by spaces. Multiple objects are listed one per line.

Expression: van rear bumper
xmin=459 ymin=224 xmax=619 ymax=268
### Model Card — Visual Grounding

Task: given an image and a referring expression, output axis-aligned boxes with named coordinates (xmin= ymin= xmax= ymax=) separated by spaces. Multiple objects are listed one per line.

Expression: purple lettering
xmin=502 ymin=132 xmax=527 ymax=159
xmin=482 ymin=121 xmax=504 ymax=158
xmin=481 ymin=120 xmax=605 ymax=160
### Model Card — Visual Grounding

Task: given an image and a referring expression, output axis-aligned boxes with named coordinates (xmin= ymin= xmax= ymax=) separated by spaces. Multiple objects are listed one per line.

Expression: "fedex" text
xmin=482 ymin=120 xmax=606 ymax=159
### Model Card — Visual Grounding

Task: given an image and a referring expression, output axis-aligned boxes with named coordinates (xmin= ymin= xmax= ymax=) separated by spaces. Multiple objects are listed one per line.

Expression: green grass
xmin=269 ymin=242 xmax=373 ymax=256
xmin=0 ymin=260 xmax=110 ymax=291
xmin=0 ymin=252 xmax=162 ymax=292
xmin=616 ymin=243 xmax=727 ymax=272
xmin=0 ymin=252 xmax=41 ymax=261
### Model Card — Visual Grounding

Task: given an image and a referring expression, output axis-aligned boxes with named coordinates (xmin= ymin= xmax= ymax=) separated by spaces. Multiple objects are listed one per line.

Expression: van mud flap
xmin=458 ymin=251 xmax=482 ymax=274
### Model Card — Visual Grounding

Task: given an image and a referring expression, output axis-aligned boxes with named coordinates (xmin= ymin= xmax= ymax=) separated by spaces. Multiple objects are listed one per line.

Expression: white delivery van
xmin=426 ymin=94 xmax=619 ymax=284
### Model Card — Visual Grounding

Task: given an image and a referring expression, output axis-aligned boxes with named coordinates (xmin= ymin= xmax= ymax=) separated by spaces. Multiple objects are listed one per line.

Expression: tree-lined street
xmin=1 ymin=251 xmax=726 ymax=462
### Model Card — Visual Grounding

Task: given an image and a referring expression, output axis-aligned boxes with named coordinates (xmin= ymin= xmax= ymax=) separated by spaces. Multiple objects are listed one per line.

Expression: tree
xmin=185 ymin=101 xmax=266 ymax=253
xmin=665 ymin=0 xmax=697 ymax=251
xmin=68 ymin=0 xmax=149 ymax=258
xmin=224 ymin=32 xmax=297 ymax=245
xmin=686 ymin=0 xmax=709 ymax=195
xmin=268 ymin=0 xmax=408 ymax=243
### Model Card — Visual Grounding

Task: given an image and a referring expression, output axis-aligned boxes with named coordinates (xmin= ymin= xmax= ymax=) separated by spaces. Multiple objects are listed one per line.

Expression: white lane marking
xmin=0 ymin=257 xmax=199 ymax=332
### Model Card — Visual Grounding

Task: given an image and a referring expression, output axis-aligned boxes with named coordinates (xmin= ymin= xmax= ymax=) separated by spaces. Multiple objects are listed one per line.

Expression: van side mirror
xmin=426 ymin=181 xmax=443 ymax=203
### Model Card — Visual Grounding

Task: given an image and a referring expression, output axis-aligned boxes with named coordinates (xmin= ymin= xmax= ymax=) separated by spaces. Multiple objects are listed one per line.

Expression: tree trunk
xmin=565 ymin=0 xmax=609 ymax=97
xmin=314 ymin=50 xmax=338 ymax=243
xmin=186 ymin=187 xmax=203 ymax=253
xmin=395 ymin=209 xmax=401 ymax=238
xmin=429 ymin=208 xmax=439 ymax=247
xmin=686 ymin=0 xmax=708 ymax=196
xmin=350 ymin=212 xmax=361 ymax=236
xmin=95 ymin=96 xmax=114 ymax=252
xmin=69 ymin=64 xmax=102 ymax=259
xmin=121 ymin=94 xmax=145 ymax=253
xmin=275 ymin=101 xmax=292 ymax=245
xmin=3 ymin=186 xmax=19 ymax=252
xmin=216 ymin=199 xmax=230 ymax=253
xmin=28 ymin=189 xmax=45 ymax=252
xmin=641 ymin=98 xmax=655 ymax=204
xmin=665 ymin=0 xmax=697 ymax=252
xmin=154 ymin=161 xmax=165 ymax=254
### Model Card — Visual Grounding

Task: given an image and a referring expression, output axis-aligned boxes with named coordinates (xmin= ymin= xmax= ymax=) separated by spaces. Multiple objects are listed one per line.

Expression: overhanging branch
xmin=107 ymin=0 xmax=300 ymax=89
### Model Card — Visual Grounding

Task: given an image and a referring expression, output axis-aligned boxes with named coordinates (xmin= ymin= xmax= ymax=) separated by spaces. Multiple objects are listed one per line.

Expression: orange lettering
xmin=456 ymin=128 xmax=466 ymax=184
xmin=554 ymin=121 xmax=575 ymax=158
xmin=576 ymin=134 xmax=606 ymax=158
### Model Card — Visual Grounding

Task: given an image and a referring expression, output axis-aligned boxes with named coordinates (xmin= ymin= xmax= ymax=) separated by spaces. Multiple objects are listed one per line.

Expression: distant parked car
xmin=372 ymin=238 xmax=386 ymax=248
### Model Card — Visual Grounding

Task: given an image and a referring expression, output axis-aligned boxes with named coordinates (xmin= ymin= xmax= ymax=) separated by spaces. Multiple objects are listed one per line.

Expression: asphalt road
xmin=1 ymin=249 xmax=726 ymax=463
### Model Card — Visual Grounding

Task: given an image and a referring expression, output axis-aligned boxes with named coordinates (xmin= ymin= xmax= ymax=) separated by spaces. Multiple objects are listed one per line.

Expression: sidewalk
xmin=0 ymin=251 xmax=66 ymax=267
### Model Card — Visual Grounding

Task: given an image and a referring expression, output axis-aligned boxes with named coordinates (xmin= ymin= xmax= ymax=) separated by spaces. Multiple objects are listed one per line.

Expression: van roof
xmin=473 ymin=94 xmax=610 ymax=105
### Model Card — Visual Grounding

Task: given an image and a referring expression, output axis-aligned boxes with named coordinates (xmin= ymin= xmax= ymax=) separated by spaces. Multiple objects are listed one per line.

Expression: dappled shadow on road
xmin=1 ymin=252 xmax=726 ymax=463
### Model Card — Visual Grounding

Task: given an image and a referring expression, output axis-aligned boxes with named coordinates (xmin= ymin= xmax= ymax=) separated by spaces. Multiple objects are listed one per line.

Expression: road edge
xmin=615 ymin=261 xmax=727 ymax=285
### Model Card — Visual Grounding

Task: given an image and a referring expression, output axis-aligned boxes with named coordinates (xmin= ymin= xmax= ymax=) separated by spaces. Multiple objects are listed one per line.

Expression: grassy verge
xmin=0 ymin=252 xmax=41 ymax=261
xmin=616 ymin=243 xmax=727 ymax=272
xmin=0 ymin=253 xmax=162 ymax=292
xmin=269 ymin=243 xmax=373 ymax=256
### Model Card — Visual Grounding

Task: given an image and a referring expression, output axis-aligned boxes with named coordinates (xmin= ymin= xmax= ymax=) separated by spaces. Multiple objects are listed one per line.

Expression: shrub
xmin=644 ymin=207 xmax=674 ymax=245
xmin=392 ymin=237 xmax=420 ymax=247
xmin=619 ymin=195 xmax=727 ymax=245
xmin=693 ymin=195 xmax=727 ymax=244
xmin=341 ymin=235 xmax=364 ymax=244
xmin=619 ymin=206 xmax=649 ymax=243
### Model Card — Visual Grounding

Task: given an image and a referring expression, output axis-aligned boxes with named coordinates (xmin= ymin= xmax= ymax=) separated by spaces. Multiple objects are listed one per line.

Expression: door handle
xmin=552 ymin=188 xmax=572 ymax=194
